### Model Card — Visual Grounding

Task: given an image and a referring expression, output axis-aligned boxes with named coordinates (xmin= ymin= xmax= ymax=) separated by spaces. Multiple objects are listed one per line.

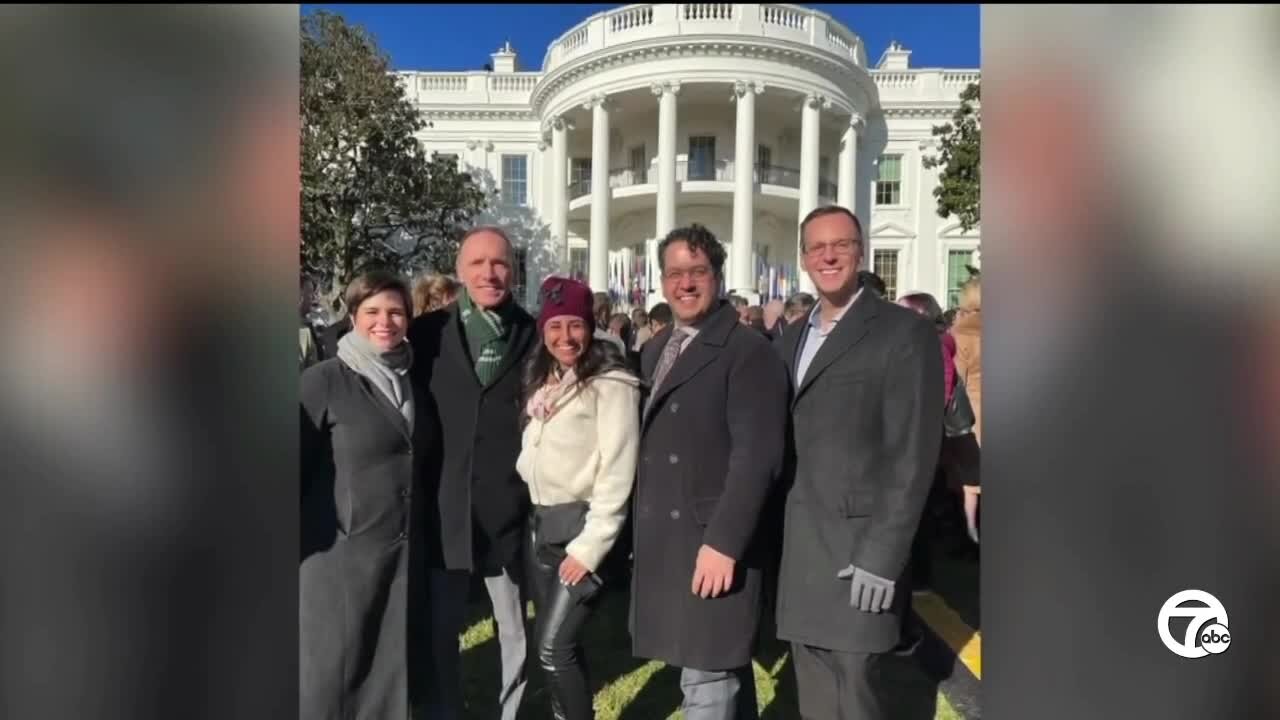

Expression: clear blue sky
xmin=303 ymin=4 xmax=979 ymax=71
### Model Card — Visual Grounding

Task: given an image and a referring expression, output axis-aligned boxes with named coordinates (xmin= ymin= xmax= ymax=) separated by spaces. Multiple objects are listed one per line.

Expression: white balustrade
xmin=539 ymin=4 xmax=900 ymax=74
xmin=683 ymin=3 xmax=734 ymax=20
xmin=942 ymin=71 xmax=981 ymax=88
xmin=418 ymin=74 xmax=467 ymax=92
xmin=761 ymin=4 xmax=807 ymax=30
xmin=489 ymin=74 xmax=539 ymax=93
xmin=825 ymin=26 xmax=853 ymax=57
xmin=874 ymin=72 xmax=918 ymax=89
xmin=560 ymin=25 xmax=589 ymax=60
xmin=609 ymin=5 xmax=655 ymax=32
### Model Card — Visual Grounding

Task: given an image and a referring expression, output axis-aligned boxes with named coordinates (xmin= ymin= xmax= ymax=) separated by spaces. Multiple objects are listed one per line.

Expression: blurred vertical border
xmin=0 ymin=6 xmax=299 ymax=719
xmin=982 ymin=5 xmax=1280 ymax=719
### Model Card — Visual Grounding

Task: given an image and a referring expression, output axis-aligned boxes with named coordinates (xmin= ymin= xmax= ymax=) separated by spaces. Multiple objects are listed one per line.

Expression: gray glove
xmin=837 ymin=564 xmax=895 ymax=612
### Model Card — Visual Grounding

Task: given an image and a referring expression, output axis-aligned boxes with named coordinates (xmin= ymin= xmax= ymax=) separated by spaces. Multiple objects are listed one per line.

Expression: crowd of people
xmin=299 ymin=203 xmax=983 ymax=720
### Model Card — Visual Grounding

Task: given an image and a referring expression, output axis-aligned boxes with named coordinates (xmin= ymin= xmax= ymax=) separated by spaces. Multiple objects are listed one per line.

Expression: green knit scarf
xmin=458 ymin=290 xmax=512 ymax=386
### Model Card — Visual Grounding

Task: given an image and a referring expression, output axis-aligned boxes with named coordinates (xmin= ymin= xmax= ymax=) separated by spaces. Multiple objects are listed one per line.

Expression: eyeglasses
xmin=663 ymin=266 xmax=712 ymax=283
xmin=802 ymin=239 xmax=857 ymax=257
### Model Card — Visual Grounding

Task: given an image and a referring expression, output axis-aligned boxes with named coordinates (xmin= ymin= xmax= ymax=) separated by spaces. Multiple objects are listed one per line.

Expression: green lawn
xmin=458 ymin=588 xmax=964 ymax=720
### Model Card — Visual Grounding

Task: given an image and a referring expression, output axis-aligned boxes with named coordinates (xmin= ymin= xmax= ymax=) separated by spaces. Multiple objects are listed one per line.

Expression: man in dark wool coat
xmin=776 ymin=206 xmax=943 ymax=719
xmin=631 ymin=223 xmax=789 ymax=720
xmin=408 ymin=226 xmax=538 ymax=720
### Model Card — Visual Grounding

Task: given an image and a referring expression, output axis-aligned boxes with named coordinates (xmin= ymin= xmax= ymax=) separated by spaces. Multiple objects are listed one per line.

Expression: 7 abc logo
xmin=1158 ymin=590 xmax=1231 ymax=659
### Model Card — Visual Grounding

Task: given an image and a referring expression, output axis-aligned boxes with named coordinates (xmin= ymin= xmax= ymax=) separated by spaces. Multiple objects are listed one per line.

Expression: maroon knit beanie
xmin=537 ymin=276 xmax=595 ymax=334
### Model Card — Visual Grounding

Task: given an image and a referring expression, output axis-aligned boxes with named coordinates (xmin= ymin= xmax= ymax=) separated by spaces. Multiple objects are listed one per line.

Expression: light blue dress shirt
xmin=795 ymin=288 xmax=863 ymax=385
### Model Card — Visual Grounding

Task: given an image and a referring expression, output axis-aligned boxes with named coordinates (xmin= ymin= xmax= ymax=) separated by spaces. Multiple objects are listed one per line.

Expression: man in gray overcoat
xmin=776 ymin=206 xmax=944 ymax=719
xmin=631 ymin=224 xmax=790 ymax=720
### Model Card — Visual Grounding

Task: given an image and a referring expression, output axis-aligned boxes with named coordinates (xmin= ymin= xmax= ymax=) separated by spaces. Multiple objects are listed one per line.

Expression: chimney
xmin=490 ymin=40 xmax=517 ymax=73
xmin=877 ymin=40 xmax=911 ymax=70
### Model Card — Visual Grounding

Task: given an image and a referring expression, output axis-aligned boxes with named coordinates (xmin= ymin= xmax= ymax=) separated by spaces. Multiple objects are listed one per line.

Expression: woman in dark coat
xmin=300 ymin=270 xmax=435 ymax=720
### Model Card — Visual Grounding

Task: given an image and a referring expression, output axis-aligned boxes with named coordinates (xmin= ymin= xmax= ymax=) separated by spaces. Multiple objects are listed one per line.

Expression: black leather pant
xmin=525 ymin=519 xmax=597 ymax=720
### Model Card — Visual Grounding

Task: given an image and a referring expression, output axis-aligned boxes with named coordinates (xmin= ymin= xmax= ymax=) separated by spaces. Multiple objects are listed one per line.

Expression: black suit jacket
xmin=774 ymin=290 xmax=943 ymax=654
xmin=407 ymin=298 xmax=537 ymax=574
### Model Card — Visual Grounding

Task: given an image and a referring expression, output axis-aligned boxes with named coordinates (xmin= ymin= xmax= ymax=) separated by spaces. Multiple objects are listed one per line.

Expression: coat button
xmin=670 ymin=510 xmax=680 ymax=520
xmin=400 ymin=488 xmax=411 ymax=499
xmin=395 ymin=531 xmax=407 ymax=541
xmin=669 ymin=454 xmax=679 ymax=464
xmin=670 ymin=402 xmax=679 ymax=413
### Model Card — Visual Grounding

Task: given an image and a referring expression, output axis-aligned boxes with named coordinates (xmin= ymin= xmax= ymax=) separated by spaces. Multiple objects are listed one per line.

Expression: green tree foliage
xmin=922 ymin=82 xmax=980 ymax=233
xmin=301 ymin=11 xmax=490 ymax=311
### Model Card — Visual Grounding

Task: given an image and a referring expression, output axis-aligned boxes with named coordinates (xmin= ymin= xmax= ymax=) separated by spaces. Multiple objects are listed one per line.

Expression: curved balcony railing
xmin=678 ymin=158 xmax=731 ymax=182
xmin=541 ymin=3 xmax=866 ymax=73
xmin=568 ymin=161 xmax=836 ymax=200
xmin=756 ymin=164 xmax=799 ymax=188
xmin=611 ymin=166 xmax=650 ymax=188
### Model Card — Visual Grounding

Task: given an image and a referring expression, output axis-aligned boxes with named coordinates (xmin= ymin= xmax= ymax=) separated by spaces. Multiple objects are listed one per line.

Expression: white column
xmin=731 ymin=81 xmax=762 ymax=295
xmin=797 ymin=93 xmax=826 ymax=293
xmin=550 ymin=117 xmax=569 ymax=273
xmin=646 ymin=237 xmax=660 ymax=308
xmin=587 ymin=95 xmax=611 ymax=293
xmin=652 ymin=81 xmax=680 ymax=291
xmin=837 ymin=112 xmax=863 ymax=213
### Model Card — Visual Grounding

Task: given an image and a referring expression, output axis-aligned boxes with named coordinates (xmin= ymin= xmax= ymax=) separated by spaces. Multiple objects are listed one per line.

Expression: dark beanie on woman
xmin=537 ymin=276 xmax=595 ymax=334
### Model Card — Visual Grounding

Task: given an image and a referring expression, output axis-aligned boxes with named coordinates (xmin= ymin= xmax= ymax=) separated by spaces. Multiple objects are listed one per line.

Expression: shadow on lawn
xmin=457 ymin=545 xmax=967 ymax=720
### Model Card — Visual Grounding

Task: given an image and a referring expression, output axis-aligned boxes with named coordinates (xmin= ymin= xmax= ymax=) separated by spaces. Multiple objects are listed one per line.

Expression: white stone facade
xmin=398 ymin=3 xmax=979 ymax=310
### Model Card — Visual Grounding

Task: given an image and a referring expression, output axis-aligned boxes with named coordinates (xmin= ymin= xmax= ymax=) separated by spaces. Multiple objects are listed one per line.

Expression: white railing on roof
xmin=761 ymin=4 xmax=806 ymax=30
xmin=942 ymin=71 xmax=981 ymax=88
xmin=874 ymin=72 xmax=918 ymax=89
xmin=684 ymin=3 xmax=733 ymax=21
xmin=489 ymin=74 xmax=540 ymax=93
xmin=542 ymin=4 xmax=865 ymax=73
xmin=419 ymin=74 xmax=467 ymax=92
xmin=871 ymin=69 xmax=981 ymax=103
xmin=609 ymin=5 xmax=655 ymax=32
xmin=408 ymin=71 xmax=543 ymax=105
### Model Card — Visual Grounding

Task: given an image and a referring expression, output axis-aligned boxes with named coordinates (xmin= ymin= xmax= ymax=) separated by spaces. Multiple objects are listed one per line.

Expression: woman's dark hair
xmin=345 ymin=269 xmax=412 ymax=317
xmin=898 ymin=292 xmax=945 ymax=329
xmin=521 ymin=326 xmax=637 ymax=429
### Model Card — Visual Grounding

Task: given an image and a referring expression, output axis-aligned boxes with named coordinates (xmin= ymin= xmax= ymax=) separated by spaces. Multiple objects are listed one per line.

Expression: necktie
xmin=645 ymin=328 xmax=689 ymax=416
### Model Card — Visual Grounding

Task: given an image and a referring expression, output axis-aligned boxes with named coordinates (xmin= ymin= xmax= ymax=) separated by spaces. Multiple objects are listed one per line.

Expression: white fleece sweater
xmin=515 ymin=369 xmax=641 ymax=571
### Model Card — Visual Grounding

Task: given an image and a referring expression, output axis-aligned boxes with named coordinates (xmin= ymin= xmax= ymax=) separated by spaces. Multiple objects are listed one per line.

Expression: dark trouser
xmin=421 ymin=568 xmax=469 ymax=720
xmin=525 ymin=521 xmax=596 ymax=720
xmin=791 ymin=642 xmax=884 ymax=720
xmin=679 ymin=666 xmax=759 ymax=720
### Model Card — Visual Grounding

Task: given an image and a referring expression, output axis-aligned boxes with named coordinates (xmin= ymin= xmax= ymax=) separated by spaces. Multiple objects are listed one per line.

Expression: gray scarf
xmin=337 ymin=331 xmax=414 ymax=428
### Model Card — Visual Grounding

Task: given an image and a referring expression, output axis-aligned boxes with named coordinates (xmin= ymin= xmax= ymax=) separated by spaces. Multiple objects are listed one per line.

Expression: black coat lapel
xmin=348 ymin=365 xmax=413 ymax=443
xmin=442 ymin=304 xmax=481 ymax=387
xmin=779 ymin=316 xmax=806 ymax=384
xmin=643 ymin=302 xmax=737 ymax=425
xmin=792 ymin=291 xmax=879 ymax=406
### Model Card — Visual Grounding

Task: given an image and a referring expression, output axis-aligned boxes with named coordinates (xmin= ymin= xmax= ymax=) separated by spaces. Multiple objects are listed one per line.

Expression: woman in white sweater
xmin=516 ymin=276 xmax=641 ymax=720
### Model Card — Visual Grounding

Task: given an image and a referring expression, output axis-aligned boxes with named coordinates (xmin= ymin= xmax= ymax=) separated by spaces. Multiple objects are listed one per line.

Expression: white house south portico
xmin=401 ymin=4 xmax=980 ymax=310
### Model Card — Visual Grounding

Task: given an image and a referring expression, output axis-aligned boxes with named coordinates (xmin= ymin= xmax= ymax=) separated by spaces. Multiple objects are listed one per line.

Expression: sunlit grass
xmin=457 ymin=589 xmax=964 ymax=720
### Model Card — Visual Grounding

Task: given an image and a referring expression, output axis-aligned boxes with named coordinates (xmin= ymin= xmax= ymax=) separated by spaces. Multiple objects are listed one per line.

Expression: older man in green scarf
xmin=408 ymin=225 xmax=538 ymax=720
